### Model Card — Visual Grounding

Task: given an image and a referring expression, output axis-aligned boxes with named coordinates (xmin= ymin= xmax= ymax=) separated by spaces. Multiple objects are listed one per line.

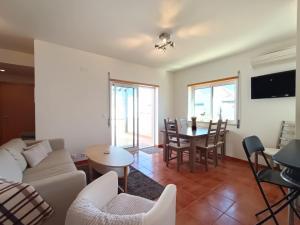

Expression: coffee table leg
xmin=88 ymin=162 xmax=93 ymax=183
xmin=124 ymin=166 xmax=128 ymax=193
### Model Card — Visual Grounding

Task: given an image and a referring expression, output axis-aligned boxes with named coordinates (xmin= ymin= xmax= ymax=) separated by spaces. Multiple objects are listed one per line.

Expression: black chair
xmin=242 ymin=136 xmax=300 ymax=225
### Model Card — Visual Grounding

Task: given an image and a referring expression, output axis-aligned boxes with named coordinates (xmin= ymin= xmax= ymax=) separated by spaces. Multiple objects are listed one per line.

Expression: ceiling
xmin=0 ymin=0 xmax=297 ymax=71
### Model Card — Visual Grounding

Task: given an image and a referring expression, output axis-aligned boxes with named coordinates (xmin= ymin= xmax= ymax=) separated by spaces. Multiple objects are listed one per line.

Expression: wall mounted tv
xmin=251 ymin=70 xmax=295 ymax=99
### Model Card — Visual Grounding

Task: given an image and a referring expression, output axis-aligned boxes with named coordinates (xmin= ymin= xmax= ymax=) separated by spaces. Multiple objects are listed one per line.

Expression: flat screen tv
xmin=251 ymin=70 xmax=295 ymax=99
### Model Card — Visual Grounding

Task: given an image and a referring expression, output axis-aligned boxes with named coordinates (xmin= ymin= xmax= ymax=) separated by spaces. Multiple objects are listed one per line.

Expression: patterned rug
xmin=120 ymin=166 xmax=164 ymax=200
xmin=140 ymin=146 xmax=162 ymax=155
xmin=79 ymin=165 xmax=164 ymax=200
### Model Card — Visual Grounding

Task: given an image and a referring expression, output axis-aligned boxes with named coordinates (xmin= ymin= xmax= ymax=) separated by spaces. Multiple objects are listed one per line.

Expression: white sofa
xmin=0 ymin=138 xmax=86 ymax=225
xmin=65 ymin=171 xmax=177 ymax=225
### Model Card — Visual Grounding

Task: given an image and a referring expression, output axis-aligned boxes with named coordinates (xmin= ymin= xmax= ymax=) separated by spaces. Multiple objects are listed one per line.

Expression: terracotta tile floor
xmin=132 ymin=150 xmax=300 ymax=225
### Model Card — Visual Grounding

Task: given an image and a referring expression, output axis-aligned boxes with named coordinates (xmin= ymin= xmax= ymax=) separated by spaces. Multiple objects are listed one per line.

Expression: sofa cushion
xmin=23 ymin=163 xmax=77 ymax=183
xmin=1 ymin=138 xmax=27 ymax=171
xmin=102 ymin=193 xmax=154 ymax=215
xmin=0 ymin=149 xmax=23 ymax=182
xmin=28 ymin=149 xmax=74 ymax=171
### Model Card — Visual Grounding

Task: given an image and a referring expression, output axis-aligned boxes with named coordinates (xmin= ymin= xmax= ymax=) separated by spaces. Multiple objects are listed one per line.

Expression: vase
xmin=191 ymin=117 xmax=197 ymax=130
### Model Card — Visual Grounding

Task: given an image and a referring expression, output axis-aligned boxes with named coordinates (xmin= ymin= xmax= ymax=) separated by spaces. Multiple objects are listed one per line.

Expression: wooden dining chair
xmin=196 ymin=120 xmax=221 ymax=171
xmin=164 ymin=119 xmax=191 ymax=171
xmin=217 ymin=119 xmax=228 ymax=160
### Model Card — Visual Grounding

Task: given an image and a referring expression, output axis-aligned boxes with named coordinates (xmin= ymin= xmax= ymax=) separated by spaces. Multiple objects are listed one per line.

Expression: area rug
xmin=140 ymin=146 xmax=162 ymax=155
xmin=80 ymin=165 xmax=164 ymax=200
xmin=120 ymin=166 xmax=165 ymax=200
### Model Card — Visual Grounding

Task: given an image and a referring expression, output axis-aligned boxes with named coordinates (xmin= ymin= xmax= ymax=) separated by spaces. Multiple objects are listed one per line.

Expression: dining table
xmin=161 ymin=127 xmax=227 ymax=172
xmin=273 ymin=139 xmax=300 ymax=225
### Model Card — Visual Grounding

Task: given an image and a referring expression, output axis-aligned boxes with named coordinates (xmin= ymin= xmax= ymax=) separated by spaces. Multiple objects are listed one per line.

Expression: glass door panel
xmin=111 ymin=83 xmax=157 ymax=149
xmin=138 ymin=87 xmax=155 ymax=148
xmin=111 ymin=85 xmax=137 ymax=148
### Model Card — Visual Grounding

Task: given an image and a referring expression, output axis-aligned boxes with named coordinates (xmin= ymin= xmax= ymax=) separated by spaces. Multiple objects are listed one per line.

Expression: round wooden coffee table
xmin=85 ymin=145 xmax=134 ymax=192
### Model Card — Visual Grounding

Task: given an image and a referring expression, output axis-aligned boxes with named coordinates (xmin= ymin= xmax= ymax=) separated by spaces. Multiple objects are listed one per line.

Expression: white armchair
xmin=65 ymin=171 xmax=176 ymax=225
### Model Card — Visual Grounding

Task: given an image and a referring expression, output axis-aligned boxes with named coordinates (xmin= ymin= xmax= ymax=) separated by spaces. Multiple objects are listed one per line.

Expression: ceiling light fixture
xmin=0 ymin=69 xmax=5 ymax=72
xmin=155 ymin=33 xmax=174 ymax=51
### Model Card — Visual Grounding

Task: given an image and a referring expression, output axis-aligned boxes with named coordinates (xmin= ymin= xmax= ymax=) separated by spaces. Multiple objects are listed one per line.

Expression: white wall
xmin=173 ymin=40 xmax=296 ymax=160
xmin=34 ymin=40 xmax=173 ymax=153
xmin=0 ymin=49 xmax=34 ymax=67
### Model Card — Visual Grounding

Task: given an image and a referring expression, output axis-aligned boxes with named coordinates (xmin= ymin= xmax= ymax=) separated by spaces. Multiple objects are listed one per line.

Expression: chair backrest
xmin=164 ymin=119 xmax=180 ymax=147
xmin=242 ymin=136 xmax=271 ymax=174
xmin=205 ymin=120 xmax=221 ymax=147
xmin=144 ymin=184 xmax=176 ymax=225
xmin=178 ymin=118 xmax=188 ymax=129
xmin=277 ymin=121 xmax=295 ymax=149
xmin=219 ymin=119 xmax=228 ymax=141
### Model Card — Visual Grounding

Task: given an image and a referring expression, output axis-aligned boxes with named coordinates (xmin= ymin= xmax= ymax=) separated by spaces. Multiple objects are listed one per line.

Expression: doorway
xmin=0 ymin=83 xmax=35 ymax=145
xmin=110 ymin=81 xmax=157 ymax=149
xmin=0 ymin=63 xmax=35 ymax=145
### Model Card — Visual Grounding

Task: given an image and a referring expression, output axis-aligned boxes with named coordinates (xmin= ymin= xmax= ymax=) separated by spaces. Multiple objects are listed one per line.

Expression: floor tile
xmin=134 ymin=150 xmax=299 ymax=225
xmin=184 ymin=200 xmax=223 ymax=224
xmin=202 ymin=192 xmax=235 ymax=212
xmin=214 ymin=214 xmax=241 ymax=225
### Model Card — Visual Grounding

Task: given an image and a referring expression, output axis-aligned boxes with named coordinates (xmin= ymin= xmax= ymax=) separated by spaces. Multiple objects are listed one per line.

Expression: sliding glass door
xmin=111 ymin=85 xmax=137 ymax=148
xmin=111 ymin=82 xmax=156 ymax=149
xmin=138 ymin=86 xmax=155 ymax=148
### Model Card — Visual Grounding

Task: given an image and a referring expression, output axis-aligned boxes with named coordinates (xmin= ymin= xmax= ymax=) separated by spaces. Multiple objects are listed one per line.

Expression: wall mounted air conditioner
xmin=251 ymin=45 xmax=296 ymax=67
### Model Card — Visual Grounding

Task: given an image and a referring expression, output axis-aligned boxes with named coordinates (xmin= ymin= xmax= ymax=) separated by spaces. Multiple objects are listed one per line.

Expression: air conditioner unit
xmin=251 ymin=45 xmax=296 ymax=67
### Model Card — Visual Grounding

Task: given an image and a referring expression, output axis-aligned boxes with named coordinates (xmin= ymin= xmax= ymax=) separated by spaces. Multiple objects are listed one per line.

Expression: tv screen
xmin=251 ymin=70 xmax=295 ymax=99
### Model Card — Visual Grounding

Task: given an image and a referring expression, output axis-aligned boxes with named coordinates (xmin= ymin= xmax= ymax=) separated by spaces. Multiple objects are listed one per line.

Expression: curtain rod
xmin=187 ymin=76 xmax=238 ymax=87
xmin=110 ymin=78 xmax=159 ymax=87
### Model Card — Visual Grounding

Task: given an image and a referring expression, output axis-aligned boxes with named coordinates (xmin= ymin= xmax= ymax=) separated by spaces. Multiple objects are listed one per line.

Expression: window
xmin=188 ymin=77 xmax=238 ymax=124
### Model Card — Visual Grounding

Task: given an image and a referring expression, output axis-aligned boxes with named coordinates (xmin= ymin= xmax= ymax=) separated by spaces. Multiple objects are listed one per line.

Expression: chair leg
xmin=256 ymin=183 xmax=280 ymax=225
xmin=181 ymin=151 xmax=184 ymax=163
xmin=205 ymin=150 xmax=208 ymax=171
xmin=166 ymin=147 xmax=169 ymax=167
xmin=256 ymin=191 xmax=299 ymax=225
xmin=214 ymin=148 xmax=218 ymax=167
xmin=279 ymin=187 xmax=300 ymax=219
xmin=221 ymin=144 xmax=224 ymax=160
xmin=177 ymin=150 xmax=181 ymax=172
xmin=255 ymin=189 xmax=296 ymax=216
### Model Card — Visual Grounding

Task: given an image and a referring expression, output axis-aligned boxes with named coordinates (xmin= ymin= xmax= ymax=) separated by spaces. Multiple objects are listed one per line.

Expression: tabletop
xmin=161 ymin=127 xmax=209 ymax=138
xmin=85 ymin=144 xmax=134 ymax=168
xmin=273 ymin=139 xmax=300 ymax=170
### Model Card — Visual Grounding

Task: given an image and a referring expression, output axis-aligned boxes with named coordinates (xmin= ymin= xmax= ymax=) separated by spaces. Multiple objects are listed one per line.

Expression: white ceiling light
xmin=0 ymin=69 xmax=5 ymax=72
xmin=155 ymin=33 xmax=174 ymax=51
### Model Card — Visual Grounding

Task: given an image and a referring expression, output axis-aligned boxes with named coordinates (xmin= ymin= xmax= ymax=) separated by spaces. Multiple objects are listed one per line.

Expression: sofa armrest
xmin=144 ymin=184 xmax=177 ymax=225
xmin=48 ymin=138 xmax=65 ymax=151
xmin=77 ymin=171 xmax=118 ymax=209
xmin=29 ymin=171 xmax=86 ymax=225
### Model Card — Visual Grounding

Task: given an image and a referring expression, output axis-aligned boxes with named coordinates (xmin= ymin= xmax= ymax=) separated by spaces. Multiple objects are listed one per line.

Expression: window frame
xmin=188 ymin=77 xmax=239 ymax=125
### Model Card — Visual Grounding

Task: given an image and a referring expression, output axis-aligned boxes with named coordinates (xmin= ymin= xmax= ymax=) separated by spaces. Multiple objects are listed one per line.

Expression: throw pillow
xmin=0 ymin=149 xmax=23 ymax=182
xmin=0 ymin=178 xmax=54 ymax=225
xmin=22 ymin=144 xmax=48 ymax=167
xmin=39 ymin=140 xmax=53 ymax=155
xmin=24 ymin=140 xmax=53 ymax=155
xmin=1 ymin=139 xmax=27 ymax=171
